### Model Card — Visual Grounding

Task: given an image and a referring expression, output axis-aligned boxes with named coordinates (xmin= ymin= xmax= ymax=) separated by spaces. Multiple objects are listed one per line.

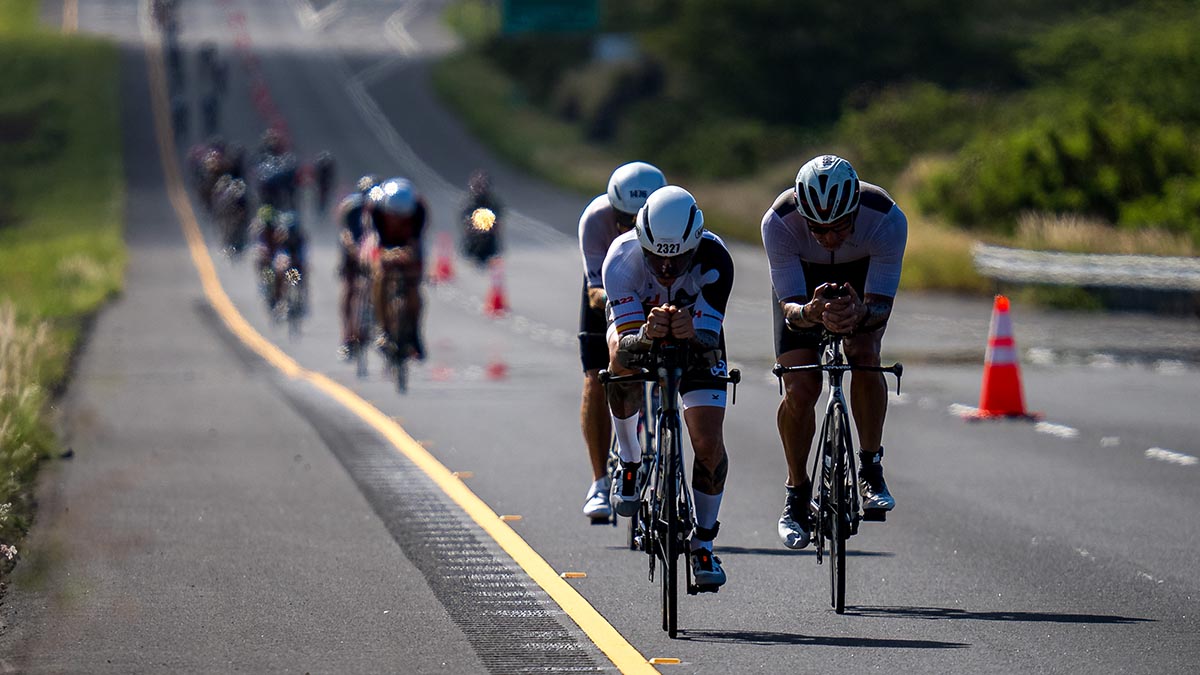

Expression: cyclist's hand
xmin=644 ymin=305 xmax=672 ymax=340
xmin=667 ymin=305 xmax=696 ymax=340
xmin=821 ymin=284 xmax=864 ymax=334
xmin=586 ymin=287 xmax=607 ymax=311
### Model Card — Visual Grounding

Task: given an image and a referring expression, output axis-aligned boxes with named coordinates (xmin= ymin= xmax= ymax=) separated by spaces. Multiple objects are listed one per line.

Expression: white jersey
xmin=602 ymin=230 xmax=734 ymax=338
xmin=761 ymin=182 xmax=908 ymax=299
xmin=578 ymin=195 xmax=625 ymax=289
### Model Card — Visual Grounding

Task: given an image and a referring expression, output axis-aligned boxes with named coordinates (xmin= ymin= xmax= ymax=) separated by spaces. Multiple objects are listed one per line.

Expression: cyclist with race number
xmin=364 ymin=177 xmax=429 ymax=361
xmin=605 ymin=186 xmax=734 ymax=588
xmin=761 ymin=154 xmax=908 ymax=550
xmin=577 ymin=162 xmax=667 ymax=522
xmin=336 ymin=174 xmax=380 ymax=360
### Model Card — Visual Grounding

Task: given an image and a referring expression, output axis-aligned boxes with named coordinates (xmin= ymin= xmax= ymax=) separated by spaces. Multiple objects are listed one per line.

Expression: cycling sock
xmin=693 ymin=490 xmax=723 ymax=533
xmin=860 ymin=446 xmax=884 ymax=467
xmin=613 ymin=413 xmax=641 ymax=463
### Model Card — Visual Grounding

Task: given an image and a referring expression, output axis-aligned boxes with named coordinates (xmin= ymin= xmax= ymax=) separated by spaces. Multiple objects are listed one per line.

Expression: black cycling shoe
xmin=859 ymin=450 xmax=895 ymax=513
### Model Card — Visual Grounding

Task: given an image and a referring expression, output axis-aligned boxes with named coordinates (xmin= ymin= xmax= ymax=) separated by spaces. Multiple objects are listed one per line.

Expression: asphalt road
xmin=2 ymin=1 xmax=1198 ymax=673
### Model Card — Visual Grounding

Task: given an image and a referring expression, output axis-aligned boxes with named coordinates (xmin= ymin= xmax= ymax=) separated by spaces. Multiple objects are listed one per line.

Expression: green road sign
xmin=502 ymin=0 xmax=598 ymax=34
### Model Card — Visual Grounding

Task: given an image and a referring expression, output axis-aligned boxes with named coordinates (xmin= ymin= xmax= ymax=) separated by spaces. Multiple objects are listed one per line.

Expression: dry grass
xmin=0 ymin=303 xmax=59 ymax=562
xmin=1014 ymin=212 xmax=1197 ymax=256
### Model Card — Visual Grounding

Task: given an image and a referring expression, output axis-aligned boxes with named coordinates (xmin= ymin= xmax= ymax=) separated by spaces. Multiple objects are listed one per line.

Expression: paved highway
xmin=2 ymin=1 xmax=1198 ymax=673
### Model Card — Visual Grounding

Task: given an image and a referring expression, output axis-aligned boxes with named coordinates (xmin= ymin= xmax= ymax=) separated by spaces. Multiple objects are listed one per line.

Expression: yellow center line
xmin=63 ymin=0 xmax=78 ymax=33
xmin=140 ymin=34 xmax=657 ymax=675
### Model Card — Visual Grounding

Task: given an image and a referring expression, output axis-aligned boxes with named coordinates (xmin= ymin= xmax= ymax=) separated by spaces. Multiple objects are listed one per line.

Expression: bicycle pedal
xmin=862 ymin=508 xmax=887 ymax=522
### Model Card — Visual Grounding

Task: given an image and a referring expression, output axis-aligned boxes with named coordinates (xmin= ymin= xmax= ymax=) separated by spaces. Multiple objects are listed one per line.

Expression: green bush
xmin=1021 ymin=1 xmax=1200 ymax=125
xmin=917 ymin=101 xmax=1198 ymax=233
xmin=836 ymin=82 xmax=997 ymax=179
xmin=618 ymin=101 xmax=783 ymax=178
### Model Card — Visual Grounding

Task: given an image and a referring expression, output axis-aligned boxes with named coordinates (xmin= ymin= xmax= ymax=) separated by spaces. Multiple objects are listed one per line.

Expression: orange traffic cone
xmin=483 ymin=258 xmax=508 ymax=317
xmin=968 ymin=295 xmax=1040 ymax=420
xmin=430 ymin=232 xmax=455 ymax=284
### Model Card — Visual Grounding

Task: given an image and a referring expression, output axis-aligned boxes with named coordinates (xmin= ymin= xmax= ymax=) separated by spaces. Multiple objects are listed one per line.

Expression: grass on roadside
xmin=0 ymin=5 xmax=125 ymax=573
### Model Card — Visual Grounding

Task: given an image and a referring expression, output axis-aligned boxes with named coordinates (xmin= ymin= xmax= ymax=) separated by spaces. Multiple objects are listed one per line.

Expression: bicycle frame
xmin=773 ymin=332 xmax=902 ymax=614
xmin=600 ymin=339 xmax=741 ymax=638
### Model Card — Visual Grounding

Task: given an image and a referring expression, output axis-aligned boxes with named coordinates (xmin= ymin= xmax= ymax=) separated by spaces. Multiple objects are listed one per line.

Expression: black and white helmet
xmin=794 ymin=155 xmax=860 ymax=224
xmin=607 ymin=162 xmax=666 ymax=216
xmin=635 ymin=186 xmax=704 ymax=258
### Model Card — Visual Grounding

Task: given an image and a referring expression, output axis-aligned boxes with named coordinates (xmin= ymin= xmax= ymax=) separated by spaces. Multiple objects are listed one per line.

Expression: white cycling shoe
xmin=582 ymin=478 xmax=612 ymax=520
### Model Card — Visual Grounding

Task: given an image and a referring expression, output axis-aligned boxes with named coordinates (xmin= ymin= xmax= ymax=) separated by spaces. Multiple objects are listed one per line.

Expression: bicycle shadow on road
xmin=677 ymin=629 xmax=968 ymax=649
xmin=847 ymin=606 xmax=1153 ymax=624
xmin=717 ymin=545 xmax=896 ymax=558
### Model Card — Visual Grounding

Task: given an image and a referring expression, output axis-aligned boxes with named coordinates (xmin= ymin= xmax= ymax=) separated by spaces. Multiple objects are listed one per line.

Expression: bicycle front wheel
xmin=658 ymin=424 xmax=680 ymax=638
xmin=828 ymin=401 xmax=851 ymax=614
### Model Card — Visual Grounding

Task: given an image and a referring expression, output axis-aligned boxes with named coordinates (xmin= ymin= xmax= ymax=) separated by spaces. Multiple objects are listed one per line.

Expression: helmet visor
xmin=644 ymin=249 xmax=696 ymax=280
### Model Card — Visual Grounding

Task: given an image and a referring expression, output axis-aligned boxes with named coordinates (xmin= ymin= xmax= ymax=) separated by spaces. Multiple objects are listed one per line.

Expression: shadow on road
xmin=717 ymin=545 xmax=895 ymax=558
xmin=847 ymin=606 xmax=1153 ymax=624
xmin=678 ymin=629 xmax=968 ymax=649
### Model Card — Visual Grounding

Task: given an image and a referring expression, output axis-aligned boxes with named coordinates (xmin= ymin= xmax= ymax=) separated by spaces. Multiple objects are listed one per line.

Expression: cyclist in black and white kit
xmin=762 ymin=155 xmax=907 ymax=550
xmin=577 ymin=162 xmax=666 ymax=522
xmin=605 ymin=186 xmax=734 ymax=588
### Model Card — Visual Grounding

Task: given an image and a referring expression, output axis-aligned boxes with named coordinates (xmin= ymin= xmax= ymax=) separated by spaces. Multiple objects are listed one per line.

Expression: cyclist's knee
xmin=782 ymin=372 xmax=822 ymax=408
xmin=845 ymin=332 xmax=883 ymax=365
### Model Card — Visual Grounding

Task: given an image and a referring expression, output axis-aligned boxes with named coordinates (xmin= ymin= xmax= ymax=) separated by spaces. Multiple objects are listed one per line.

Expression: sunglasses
xmin=614 ymin=210 xmax=636 ymax=231
xmin=644 ymin=249 xmax=697 ymax=280
xmin=807 ymin=213 xmax=854 ymax=236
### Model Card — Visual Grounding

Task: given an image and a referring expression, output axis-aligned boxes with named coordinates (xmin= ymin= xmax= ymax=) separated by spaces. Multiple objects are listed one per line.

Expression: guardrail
xmin=972 ymin=243 xmax=1200 ymax=291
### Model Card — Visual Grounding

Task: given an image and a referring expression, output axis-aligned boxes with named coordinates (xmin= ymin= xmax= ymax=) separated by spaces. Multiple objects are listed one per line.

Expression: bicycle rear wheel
xmin=828 ymin=401 xmax=851 ymax=614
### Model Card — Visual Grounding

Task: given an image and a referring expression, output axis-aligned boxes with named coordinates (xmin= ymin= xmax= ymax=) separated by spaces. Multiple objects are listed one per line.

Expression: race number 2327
xmin=656 ymin=243 xmax=680 ymax=254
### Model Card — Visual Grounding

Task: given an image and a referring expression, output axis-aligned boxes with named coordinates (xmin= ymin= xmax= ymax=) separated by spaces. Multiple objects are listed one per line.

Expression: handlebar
xmin=772 ymin=361 xmax=903 ymax=395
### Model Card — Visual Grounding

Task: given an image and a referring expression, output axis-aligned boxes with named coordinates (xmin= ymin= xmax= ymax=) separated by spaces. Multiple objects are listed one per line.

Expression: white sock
xmin=612 ymin=413 xmax=641 ymax=463
xmin=691 ymin=491 xmax=723 ymax=551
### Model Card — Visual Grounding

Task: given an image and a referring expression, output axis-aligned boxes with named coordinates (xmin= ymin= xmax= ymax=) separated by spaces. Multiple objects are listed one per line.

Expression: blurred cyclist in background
xmin=336 ymin=174 xmax=380 ymax=360
xmin=365 ymin=177 xmax=429 ymax=361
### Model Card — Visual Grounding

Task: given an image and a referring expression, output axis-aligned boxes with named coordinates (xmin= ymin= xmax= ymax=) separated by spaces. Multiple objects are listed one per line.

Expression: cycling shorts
xmin=578 ymin=279 xmax=609 ymax=372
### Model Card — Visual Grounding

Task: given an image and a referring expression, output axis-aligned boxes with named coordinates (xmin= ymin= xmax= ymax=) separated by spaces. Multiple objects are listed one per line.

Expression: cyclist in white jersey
xmin=604 ymin=186 xmax=734 ymax=588
xmin=577 ymin=162 xmax=666 ymax=521
xmin=760 ymin=155 xmax=908 ymax=550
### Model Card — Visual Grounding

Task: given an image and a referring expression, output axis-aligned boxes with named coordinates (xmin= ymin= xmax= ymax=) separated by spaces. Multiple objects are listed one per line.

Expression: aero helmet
xmin=371 ymin=177 xmax=417 ymax=217
xmin=607 ymin=162 xmax=666 ymax=216
xmin=794 ymin=155 xmax=860 ymax=224
xmin=636 ymin=185 xmax=704 ymax=258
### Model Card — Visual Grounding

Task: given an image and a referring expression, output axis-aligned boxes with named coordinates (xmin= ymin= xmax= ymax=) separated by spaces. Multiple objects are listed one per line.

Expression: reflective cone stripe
xmin=973 ymin=295 xmax=1036 ymax=419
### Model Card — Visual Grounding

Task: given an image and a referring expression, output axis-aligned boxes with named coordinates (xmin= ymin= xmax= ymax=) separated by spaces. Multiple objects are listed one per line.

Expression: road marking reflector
xmin=452 ymin=471 xmax=474 ymax=479
xmin=499 ymin=515 xmax=523 ymax=522
xmin=560 ymin=572 xmax=587 ymax=579
xmin=649 ymin=658 xmax=681 ymax=664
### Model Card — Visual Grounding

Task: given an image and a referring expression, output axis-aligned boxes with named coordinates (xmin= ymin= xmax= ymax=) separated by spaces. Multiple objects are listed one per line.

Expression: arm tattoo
xmin=857 ymin=299 xmax=893 ymax=333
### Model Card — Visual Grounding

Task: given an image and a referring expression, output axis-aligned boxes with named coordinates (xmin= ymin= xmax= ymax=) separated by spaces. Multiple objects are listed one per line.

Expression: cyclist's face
xmin=644 ymin=249 xmax=696 ymax=283
xmin=806 ymin=212 xmax=854 ymax=250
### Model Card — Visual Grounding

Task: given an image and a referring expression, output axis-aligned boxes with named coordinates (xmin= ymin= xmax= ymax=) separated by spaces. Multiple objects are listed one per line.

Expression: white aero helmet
xmin=371 ymin=177 xmax=417 ymax=216
xmin=636 ymin=185 xmax=704 ymax=259
xmin=794 ymin=154 xmax=860 ymax=224
xmin=607 ymin=161 xmax=667 ymax=215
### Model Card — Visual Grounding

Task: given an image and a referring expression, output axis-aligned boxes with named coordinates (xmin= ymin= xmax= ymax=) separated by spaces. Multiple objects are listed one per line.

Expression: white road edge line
xmin=1144 ymin=447 xmax=1198 ymax=467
